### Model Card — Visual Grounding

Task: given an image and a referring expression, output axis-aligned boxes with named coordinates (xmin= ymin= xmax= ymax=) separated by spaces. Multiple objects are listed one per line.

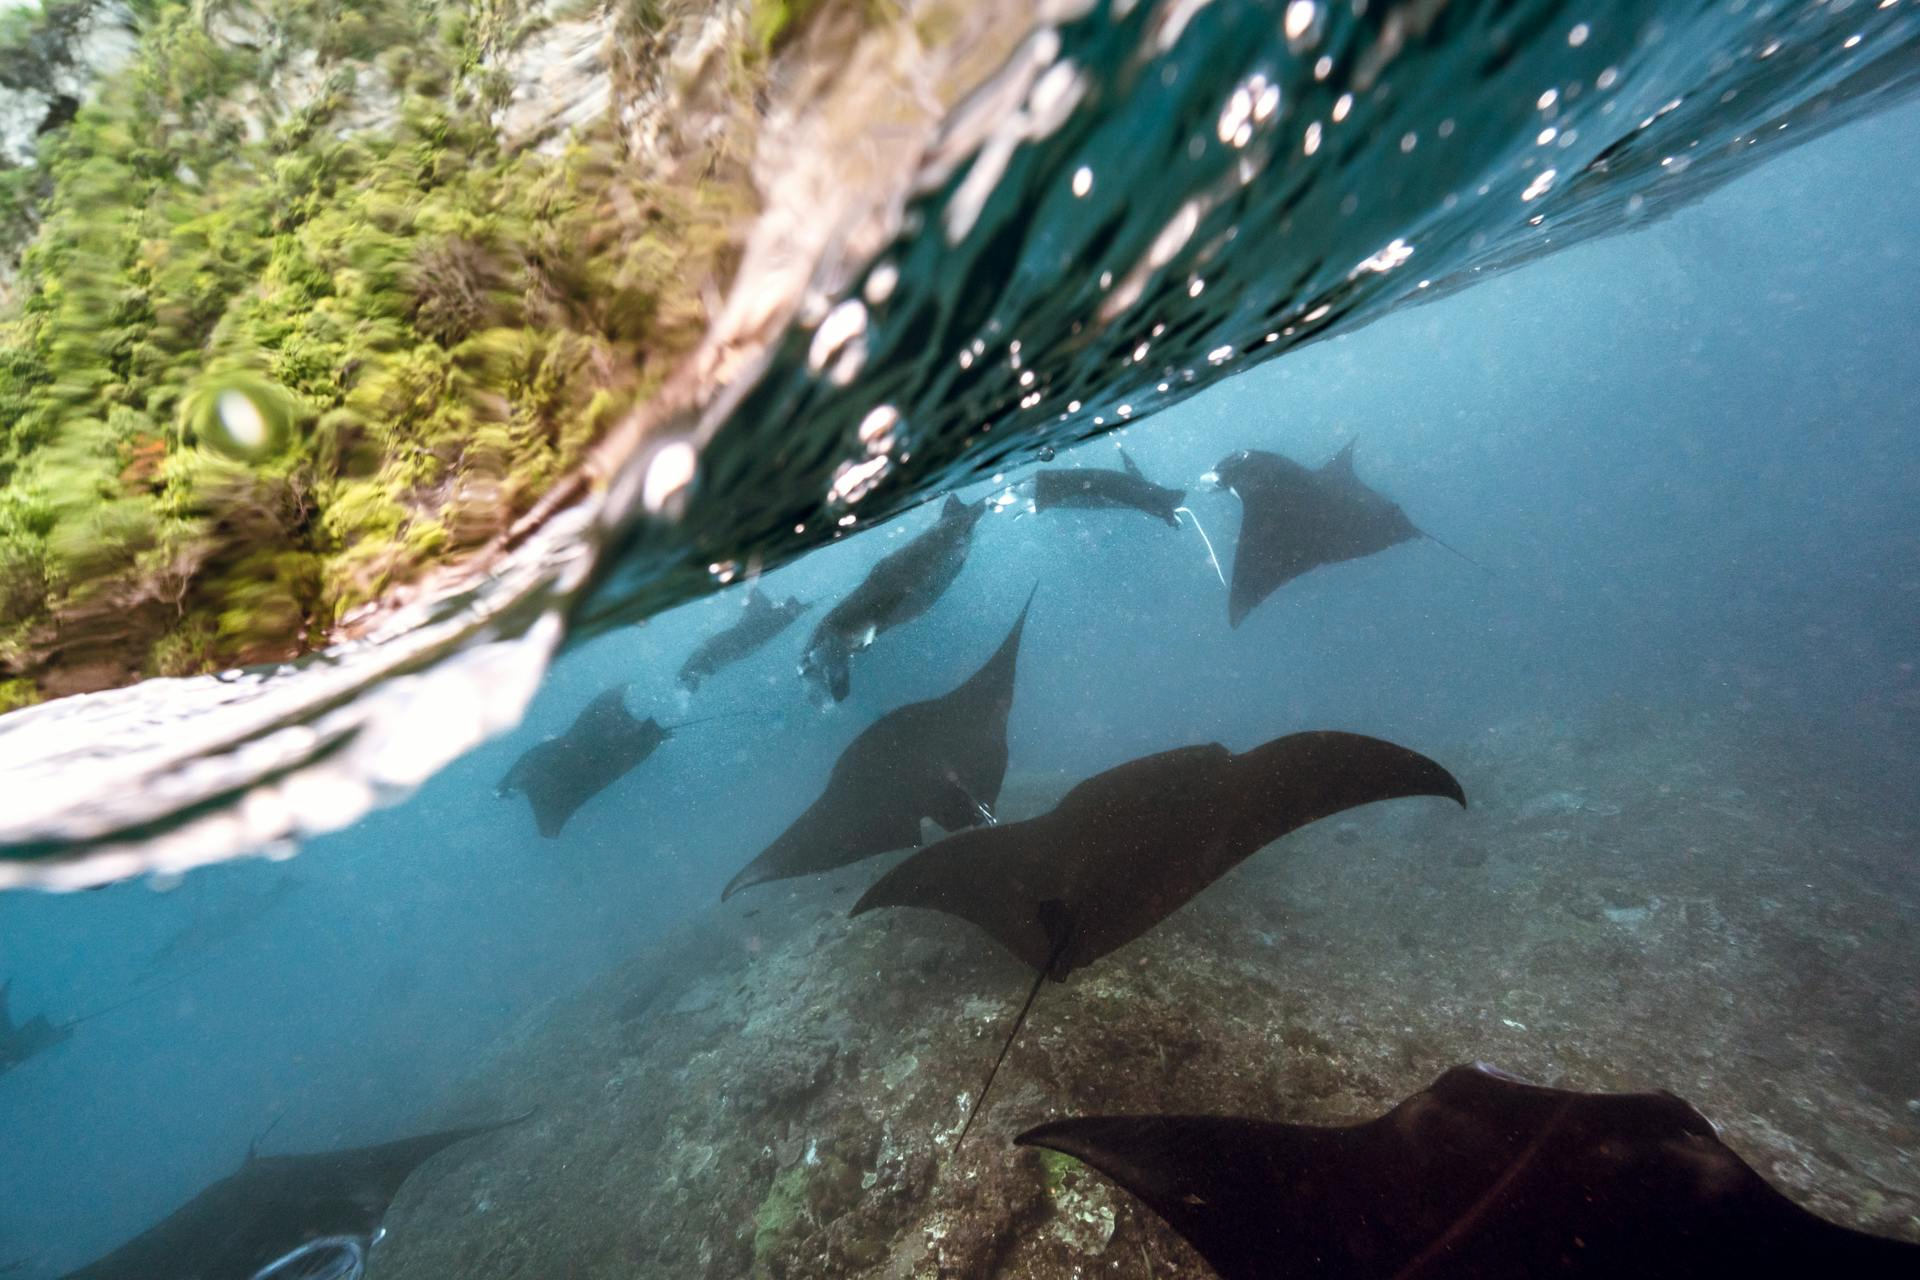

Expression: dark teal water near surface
xmin=2 ymin=3 xmax=1919 ymax=1276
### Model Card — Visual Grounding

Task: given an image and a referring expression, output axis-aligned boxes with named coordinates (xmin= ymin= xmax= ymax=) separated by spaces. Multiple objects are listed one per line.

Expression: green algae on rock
xmin=0 ymin=0 xmax=860 ymax=703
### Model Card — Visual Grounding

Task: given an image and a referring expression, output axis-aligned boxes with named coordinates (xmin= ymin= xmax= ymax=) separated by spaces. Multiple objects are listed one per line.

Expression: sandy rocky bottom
xmin=373 ymin=706 xmax=1920 ymax=1278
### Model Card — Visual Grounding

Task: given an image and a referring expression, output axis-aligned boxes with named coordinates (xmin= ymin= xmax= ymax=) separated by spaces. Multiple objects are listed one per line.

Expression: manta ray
xmin=1 ymin=971 xmax=203 ymax=1080
xmin=0 ymin=980 xmax=74 ymax=1078
xmin=1204 ymin=441 xmax=1476 ymax=627
xmin=495 ymin=685 xmax=670 ymax=838
xmin=63 ymin=1114 xmax=524 ymax=1278
xmin=723 ymin=589 xmax=1034 ymax=900
xmin=799 ymin=493 xmax=987 ymax=703
xmin=853 ymin=731 xmax=1464 ymax=1144
xmin=1028 ymin=446 xmax=1185 ymax=526
xmin=1017 ymin=1063 xmax=1920 ymax=1278
xmin=678 ymin=587 xmax=811 ymax=694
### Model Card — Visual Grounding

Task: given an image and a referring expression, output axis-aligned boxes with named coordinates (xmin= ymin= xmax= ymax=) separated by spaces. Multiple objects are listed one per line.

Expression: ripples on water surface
xmin=1 ymin=0 xmax=1916 ymax=883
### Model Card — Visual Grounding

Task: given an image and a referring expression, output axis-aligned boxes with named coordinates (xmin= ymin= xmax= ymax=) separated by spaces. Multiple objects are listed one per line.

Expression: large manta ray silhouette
xmin=1017 ymin=1063 xmax=1920 ymax=1279
xmin=1204 ymin=441 xmax=1471 ymax=627
xmin=853 ymin=730 xmax=1465 ymax=1143
xmin=495 ymin=685 xmax=669 ymax=838
xmin=799 ymin=493 xmax=987 ymax=703
xmin=678 ymin=587 xmax=811 ymax=694
xmin=1029 ymin=446 xmax=1185 ymax=526
xmin=723 ymin=588 xmax=1034 ymax=901
xmin=63 ymin=1115 xmax=523 ymax=1279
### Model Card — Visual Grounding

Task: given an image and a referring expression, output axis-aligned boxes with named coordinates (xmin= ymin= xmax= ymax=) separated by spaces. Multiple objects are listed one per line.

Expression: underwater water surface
xmin=3 ymin=3 xmax=1920 ymax=1279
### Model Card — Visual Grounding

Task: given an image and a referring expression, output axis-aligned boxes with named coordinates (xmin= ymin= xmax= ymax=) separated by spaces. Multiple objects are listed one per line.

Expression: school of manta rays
xmin=26 ymin=444 xmax=1920 ymax=1278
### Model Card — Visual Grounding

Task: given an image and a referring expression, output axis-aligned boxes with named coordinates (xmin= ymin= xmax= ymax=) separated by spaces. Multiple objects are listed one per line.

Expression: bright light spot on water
xmin=1844 ymin=33 xmax=1862 ymax=48
xmin=1019 ymin=369 xmax=1036 ymax=387
xmin=837 ymin=514 xmax=857 ymax=527
xmin=1597 ymin=66 xmax=1619 ymax=89
xmin=1118 ymin=403 xmax=1133 ymax=416
xmin=1537 ymin=88 xmax=1559 ymax=111
xmin=958 ymin=349 xmax=974 ymax=369
xmin=1333 ymin=93 xmax=1353 ymax=123
xmin=1188 ymin=278 xmax=1205 ymax=297
xmin=1538 ymin=126 xmax=1558 ymax=145
xmin=1255 ymin=83 xmax=1280 ymax=121
xmin=1521 ymin=168 xmax=1557 ymax=201
xmin=1438 ymin=118 xmax=1455 ymax=138
xmin=1219 ymin=85 xmax=1254 ymax=143
xmin=641 ymin=441 xmax=698 ymax=514
xmin=808 ymin=299 xmax=868 ymax=382
xmin=1304 ymin=121 xmax=1322 ymax=155
xmin=1207 ymin=344 xmax=1235 ymax=365
xmin=864 ymin=262 xmax=898 ymax=305
xmin=1284 ymin=1 xmax=1317 ymax=41
xmin=1354 ymin=238 xmax=1414 ymax=274
xmin=1569 ymin=22 xmax=1590 ymax=46
xmin=857 ymin=404 xmax=901 ymax=448
xmin=1401 ymin=132 xmax=1417 ymax=152
xmin=1313 ymin=55 xmax=1332 ymax=80
xmin=1072 ymin=166 xmax=1093 ymax=196
xmin=1068 ymin=400 xmax=1082 ymax=413
xmin=1760 ymin=39 xmax=1781 ymax=58
xmin=1132 ymin=341 xmax=1151 ymax=362
xmin=1149 ymin=201 xmax=1201 ymax=268
xmin=829 ymin=455 xmax=890 ymax=506
xmin=217 ymin=390 xmax=267 ymax=449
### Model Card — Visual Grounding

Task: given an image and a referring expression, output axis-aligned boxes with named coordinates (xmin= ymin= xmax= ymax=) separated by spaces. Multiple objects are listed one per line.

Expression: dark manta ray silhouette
xmin=63 ymin=1114 xmax=524 ymax=1279
xmin=496 ymin=685 xmax=669 ymax=838
xmin=1 ymin=970 xmax=205 ymax=1079
xmin=723 ymin=588 xmax=1034 ymax=901
xmin=800 ymin=493 xmax=987 ymax=703
xmin=1205 ymin=441 xmax=1476 ymax=627
xmin=853 ymin=731 xmax=1464 ymax=1145
xmin=1017 ymin=1063 xmax=1920 ymax=1279
xmin=0 ymin=980 xmax=73 ymax=1077
xmin=678 ymin=587 xmax=811 ymax=693
xmin=1030 ymin=446 xmax=1185 ymax=526
xmin=495 ymin=688 xmax=752 ymax=837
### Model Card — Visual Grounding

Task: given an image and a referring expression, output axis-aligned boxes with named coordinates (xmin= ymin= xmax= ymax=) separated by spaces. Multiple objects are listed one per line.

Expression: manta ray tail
xmin=61 ymin=956 xmax=216 ymax=1031
xmin=1422 ymin=530 xmax=1492 ymax=574
xmin=1175 ymin=507 xmax=1228 ymax=588
xmin=956 ymin=901 xmax=1072 ymax=1152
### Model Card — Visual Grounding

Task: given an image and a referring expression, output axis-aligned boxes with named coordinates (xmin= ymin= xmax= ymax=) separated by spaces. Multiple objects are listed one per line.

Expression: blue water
xmin=6 ymin=91 xmax=1920 ymax=1276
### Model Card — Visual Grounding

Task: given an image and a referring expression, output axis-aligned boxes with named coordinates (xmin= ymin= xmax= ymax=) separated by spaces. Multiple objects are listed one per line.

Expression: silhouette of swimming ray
xmin=1031 ymin=446 xmax=1186 ymax=526
xmin=494 ymin=686 xmax=670 ymax=838
xmin=1205 ymin=443 xmax=1432 ymax=627
xmin=64 ymin=1114 xmax=526 ymax=1279
xmin=800 ymin=494 xmax=988 ymax=703
xmin=853 ymin=732 xmax=1464 ymax=1141
xmin=1016 ymin=1063 xmax=1920 ymax=1279
xmin=723 ymin=588 xmax=1036 ymax=900
xmin=678 ymin=587 xmax=812 ymax=694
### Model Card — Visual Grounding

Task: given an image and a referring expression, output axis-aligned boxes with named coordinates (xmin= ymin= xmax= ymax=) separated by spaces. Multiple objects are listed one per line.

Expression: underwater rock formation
xmin=368 ymin=708 xmax=1920 ymax=1278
